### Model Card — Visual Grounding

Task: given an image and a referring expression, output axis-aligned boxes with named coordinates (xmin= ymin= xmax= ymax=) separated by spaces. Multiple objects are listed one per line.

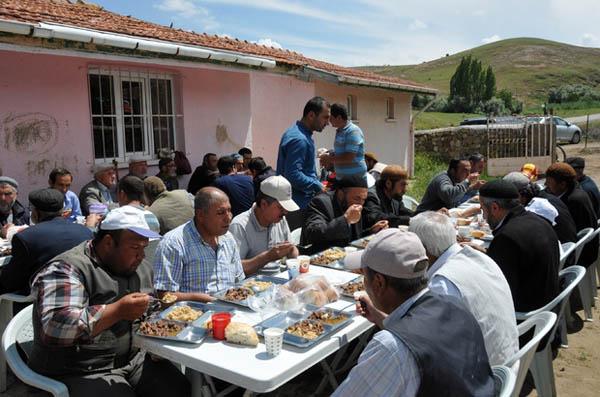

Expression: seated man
xmin=238 ymin=147 xmax=253 ymax=172
xmin=156 ymin=157 xmax=179 ymax=191
xmin=0 ymin=188 xmax=92 ymax=295
xmin=187 ymin=153 xmax=219 ymax=195
xmin=480 ymin=180 xmax=560 ymax=312
xmin=248 ymin=157 xmax=276 ymax=195
xmin=409 ymin=211 xmax=518 ymax=366
xmin=213 ymin=155 xmax=254 ymax=217
xmin=154 ymin=187 xmax=245 ymax=302
xmin=335 ymin=230 xmax=494 ymax=396
xmin=79 ymin=164 xmax=117 ymax=215
xmin=565 ymin=157 xmax=600 ymax=217
xmin=0 ymin=176 xmax=29 ymax=238
xmin=229 ymin=176 xmax=299 ymax=274
xmin=416 ymin=157 xmax=485 ymax=213
xmin=49 ymin=167 xmax=82 ymax=222
xmin=301 ymin=175 xmax=388 ymax=254
xmin=144 ymin=176 xmax=194 ymax=235
xmin=363 ymin=165 xmax=413 ymax=228
xmin=29 ymin=206 xmax=189 ymax=397
xmin=126 ymin=157 xmax=148 ymax=179
xmin=116 ymin=176 xmax=160 ymax=234
xmin=458 ymin=153 xmax=486 ymax=204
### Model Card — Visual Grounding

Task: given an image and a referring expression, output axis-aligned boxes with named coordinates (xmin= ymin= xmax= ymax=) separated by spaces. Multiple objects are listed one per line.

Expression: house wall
xmin=313 ymin=81 xmax=413 ymax=171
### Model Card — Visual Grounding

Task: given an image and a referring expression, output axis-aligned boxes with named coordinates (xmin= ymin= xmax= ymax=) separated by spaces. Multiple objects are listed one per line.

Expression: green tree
xmin=449 ymin=55 xmax=495 ymax=112
xmin=483 ymin=66 xmax=496 ymax=101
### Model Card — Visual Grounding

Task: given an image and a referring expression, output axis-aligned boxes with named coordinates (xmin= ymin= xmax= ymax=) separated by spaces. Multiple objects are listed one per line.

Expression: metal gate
xmin=486 ymin=117 xmax=556 ymax=177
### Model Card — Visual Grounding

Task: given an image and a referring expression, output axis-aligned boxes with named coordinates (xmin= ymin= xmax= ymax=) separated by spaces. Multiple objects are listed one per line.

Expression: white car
xmin=527 ymin=116 xmax=582 ymax=144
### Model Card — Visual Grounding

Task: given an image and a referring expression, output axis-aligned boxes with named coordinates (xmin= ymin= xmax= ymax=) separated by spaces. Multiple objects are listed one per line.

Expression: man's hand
xmin=267 ymin=242 xmax=295 ymax=261
xmin=355 ymin=293 xmax=386 ymax=328
xmin=469 ymin=179 xmax=486 ymax=191
xmin=459 ymin=205 xmax=481 ymax=218
xmin=467 ymin=173 xmax=480 ymax=184
xmin=116 ymin=293 xmax=149 ymax=321
xmin=0 ymin=223 xmax=13 ymax=239
xmin=85 ymin=213 xmax=103 ymax=228
xmin=344 ymin=204 xmax=363 ymax=225
xmin=370 ymin=220 xmax=389 ymax=233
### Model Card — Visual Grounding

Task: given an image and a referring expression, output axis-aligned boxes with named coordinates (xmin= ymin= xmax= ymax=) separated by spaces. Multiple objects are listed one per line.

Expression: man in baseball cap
xmin=229 ymin=176 xmax=299 ymax=274
xmin=335 ymin=229 xmax=494 ymax=397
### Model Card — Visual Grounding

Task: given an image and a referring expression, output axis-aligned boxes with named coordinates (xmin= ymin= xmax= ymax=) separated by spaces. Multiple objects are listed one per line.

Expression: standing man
xmin=79 ymin=164 xmax=117 ymax=216
xmin=187 ymin=153 xmax=219 ymax=195
xmin=330 ymin=103 xmax=366 ymax=180
xmin=213 ymin=155 xmax=255 ymax=217
xmin=49 ymin=168 xmax=82 ymax=222
xmin=0 ymin=176 xmax=29 ymax=237
xmin=565 ymin=157 xmax=600 ymax=216
xmin=277 ymin=96 xmax=330 ymax=229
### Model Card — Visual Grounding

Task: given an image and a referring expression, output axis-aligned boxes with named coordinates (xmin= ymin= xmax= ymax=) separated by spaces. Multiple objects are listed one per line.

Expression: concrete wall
xmin=313 ymin=81 xmax=413 ymax=170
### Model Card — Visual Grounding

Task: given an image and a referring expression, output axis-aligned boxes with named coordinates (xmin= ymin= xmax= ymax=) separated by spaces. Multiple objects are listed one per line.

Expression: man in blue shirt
xmin=277 ymin=96 xmax=330 ymax=229
xmin=213 ymin=155 xmax=254 ymax=217
xmin=49 ymin=168 xmax=82 ymax=222
xmin=330 ymin=103 xmax=367 ymax=179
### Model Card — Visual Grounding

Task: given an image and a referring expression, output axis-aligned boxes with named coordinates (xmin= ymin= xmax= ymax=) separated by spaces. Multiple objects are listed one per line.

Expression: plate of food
xmin=137 ymin=318 xmax=207 ymax=344
xmin=338 ymin=277 xmax=365 ymax=298
xmin=349 ymin=236 xmax=373 ymax=250
xmin=310 ymin=247 xmax=346 ymax=269
xmin=214 ymin=276 xmax=286 ymax=307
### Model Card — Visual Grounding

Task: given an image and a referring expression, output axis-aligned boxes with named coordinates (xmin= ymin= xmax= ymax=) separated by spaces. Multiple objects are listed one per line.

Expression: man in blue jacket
xmin=277 ymin=96 xmax=330 ymax=229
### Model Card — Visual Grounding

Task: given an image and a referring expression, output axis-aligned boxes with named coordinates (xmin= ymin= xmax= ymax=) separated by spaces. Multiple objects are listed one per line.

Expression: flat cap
xmin=479 ymin=179 xmax=519 ymax=199
xmin=503 ymin=171 xmax=530 ymax=191
xmin=565 ymin=157 xmax=585 ymax=169
xmin=29 ymin=188 xmax=64 ymax=212
xmin=0 ymin=176 xmax=18 ymax=189
xmin=92 ymin=164 xmax=114 ymax=174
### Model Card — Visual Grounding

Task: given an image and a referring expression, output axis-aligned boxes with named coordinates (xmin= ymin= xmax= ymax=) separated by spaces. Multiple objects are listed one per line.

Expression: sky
xmin=92 ymin=0 xmax=600 ymax=67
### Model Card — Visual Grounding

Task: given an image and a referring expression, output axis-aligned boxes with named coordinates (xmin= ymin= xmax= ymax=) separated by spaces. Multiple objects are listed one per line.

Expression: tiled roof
xmin=0 ymin=0 xmax=435 ymax=93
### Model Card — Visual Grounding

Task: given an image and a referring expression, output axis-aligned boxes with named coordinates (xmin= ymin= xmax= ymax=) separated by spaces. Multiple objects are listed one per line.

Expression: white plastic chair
xmin=559 ymin=242 xmax=576 ymax=272
xmin=492 ymin=365 xmax=516 ymax=397
xmin=504 ymin=311 xmax=557 ymax=397
xmin=402 ymin=195 xmax=419 ymax=212
xmin=515 ymin=266 xmax=585 ymax=397
xmin=0 ymin=293 xmax=35 ymax=392
xmin=290 ymin=228 xmax=302 ymax=245
xmin=1 ymin=305 xmax=68 ymax=396
xmin=574 ymin=228 xmax=595 ymax=321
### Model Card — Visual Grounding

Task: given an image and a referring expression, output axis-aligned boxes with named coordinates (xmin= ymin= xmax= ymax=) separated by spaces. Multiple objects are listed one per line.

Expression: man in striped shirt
xmin=330 ymin=103 xmax=367 ymax=180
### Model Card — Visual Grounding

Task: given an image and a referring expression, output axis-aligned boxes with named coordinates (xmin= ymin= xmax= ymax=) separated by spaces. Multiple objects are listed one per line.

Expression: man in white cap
xmin=229 ymin=176 xmax=299 ymax=274
xmin=29 ymin=206 xmax=190 ymax=397
xmin=126 ymin=157 xmax=148 ymax=180
xmin=335 ymin=229 xmax=494 ymax=397
xmin=79 ymin=164 xmax=117 ymax=215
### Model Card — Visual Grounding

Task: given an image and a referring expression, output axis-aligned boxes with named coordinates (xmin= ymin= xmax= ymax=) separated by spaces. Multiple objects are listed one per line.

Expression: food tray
xmin=159 ymin=301 xmax=235 ymax=328
xmin=213 ymin=276 xmax=287 ymax=307
xmin=309 ymin=247 xmax=346 ymax=270
xmin=254 ymin=305 xmax=353 ymax=348
xmin=349 ymin=236 xmax=373 ymax=250
xmin=338 ymin=276 xmax=365 ymax=298
xmin=137 ymin=317 xmax=207 ymax=344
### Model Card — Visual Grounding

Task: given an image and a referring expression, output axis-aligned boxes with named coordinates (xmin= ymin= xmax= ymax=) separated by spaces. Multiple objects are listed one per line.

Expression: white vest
xmin=435 ymin=246 xmax=519 ymax=366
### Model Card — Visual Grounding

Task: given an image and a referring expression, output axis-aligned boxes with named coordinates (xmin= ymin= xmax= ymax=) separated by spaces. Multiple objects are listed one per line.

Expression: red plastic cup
xmin=211 ymin=312 xmax=232 ymax=340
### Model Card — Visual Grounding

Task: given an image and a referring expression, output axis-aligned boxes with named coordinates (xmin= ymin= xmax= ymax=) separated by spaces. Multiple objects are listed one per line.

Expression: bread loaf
xmin=225 ymin=322 xmax=259 ymax=347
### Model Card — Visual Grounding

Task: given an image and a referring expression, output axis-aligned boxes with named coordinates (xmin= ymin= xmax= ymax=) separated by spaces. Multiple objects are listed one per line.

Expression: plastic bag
xmin=285 ymin=274 xmax=339 ymax=307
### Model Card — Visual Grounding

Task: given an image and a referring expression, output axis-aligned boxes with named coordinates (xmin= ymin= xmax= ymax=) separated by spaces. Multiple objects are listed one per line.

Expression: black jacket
xmin=253 ymin=167 xmax=276 ymax=195
xmin=560 ymin=185 xmax=599 ymax=267
xmin=300 ymin=191 xmax=365 ymax=255
xmin=363 ymin=186 xmax=413 ymax=228
xmin=187 ymin=166 xmax=218 ymax=195
xmin=487 ymin=206 xmax=560 ymax=312
xmin=0 ymin=217 xmax=93 ymax=294
xmin=0 ymin=200 xmax=29 ymax=227
xmin=538 ymin=190 xmax=577 ymax=244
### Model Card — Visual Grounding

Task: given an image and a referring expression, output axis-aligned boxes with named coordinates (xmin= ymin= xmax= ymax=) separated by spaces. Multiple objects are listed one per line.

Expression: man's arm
xmin=437 ymin=176 xmax=469 ymax=208
xmin=283 ymin=138 xmax=323 ymax=194
xmin=79 ymin=186 xmax=101 ymax=216
xmin=486 ymin=234 xmax=520 ymax=304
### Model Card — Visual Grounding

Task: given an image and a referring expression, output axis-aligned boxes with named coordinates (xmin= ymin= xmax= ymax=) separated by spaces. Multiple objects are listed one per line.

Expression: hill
xmin=360 ymin=38 xmax=600 ymax=107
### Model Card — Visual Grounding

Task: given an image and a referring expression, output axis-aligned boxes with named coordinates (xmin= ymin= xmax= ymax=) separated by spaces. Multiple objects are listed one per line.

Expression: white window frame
xmin=88 ymin=67 xmax=179 ymax=164
xmin=347 ymin=94 xmax=358 ymax=122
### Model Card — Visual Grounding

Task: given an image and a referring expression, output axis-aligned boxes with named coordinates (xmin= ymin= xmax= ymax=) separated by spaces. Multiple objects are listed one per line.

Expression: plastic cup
xmin=457 ymin=226 xmax=470 ymax=238
xmin=287 ymin=259 xmax=300 ymax=279
xmin=344 ymin=247 xmax=358 ymax=254
xmin=264 ymin=327 xmax=284 ymax=357
xmin=298 ymin=255 xmax=310 ymax=273
xmin=211 ymin=312 xmax=232 ymax=340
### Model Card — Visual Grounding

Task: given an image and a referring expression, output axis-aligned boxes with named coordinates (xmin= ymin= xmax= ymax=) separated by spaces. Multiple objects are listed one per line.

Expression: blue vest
xmin=386 ymin=292 xmax=495 ymax=397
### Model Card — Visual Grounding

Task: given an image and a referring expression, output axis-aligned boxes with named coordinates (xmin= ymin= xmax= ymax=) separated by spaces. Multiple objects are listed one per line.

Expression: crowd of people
xmin=0 ymin=96 xmax=599 ymax=396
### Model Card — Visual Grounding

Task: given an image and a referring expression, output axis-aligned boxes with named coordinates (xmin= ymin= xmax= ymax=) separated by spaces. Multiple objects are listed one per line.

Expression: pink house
xmin=0 ymin=0 xmax=436 ymax=199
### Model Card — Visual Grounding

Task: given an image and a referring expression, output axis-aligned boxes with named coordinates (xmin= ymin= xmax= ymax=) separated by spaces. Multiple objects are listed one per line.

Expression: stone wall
xmin=414 ymin=126 xmax=488 ymax=161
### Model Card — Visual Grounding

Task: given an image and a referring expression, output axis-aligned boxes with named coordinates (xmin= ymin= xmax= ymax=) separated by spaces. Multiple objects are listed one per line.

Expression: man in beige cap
xmin=334 ymin=229 xmax=494 ymax=397
xmin=229 ymin=176 xmax=299 ymax=274
xmin=126 ymin=157 xmax=148 ymax=179
xmin=78 ymin=164 xmax=117 ymax=215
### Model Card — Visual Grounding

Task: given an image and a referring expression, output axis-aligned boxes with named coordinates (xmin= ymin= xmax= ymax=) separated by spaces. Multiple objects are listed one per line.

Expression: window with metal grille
xmin=88 ymin=67 xmax=182 ymax=162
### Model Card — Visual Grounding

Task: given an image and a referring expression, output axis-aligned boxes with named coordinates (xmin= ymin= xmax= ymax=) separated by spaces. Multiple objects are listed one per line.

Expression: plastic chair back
xmin=504 ymin=311 xmax=557 ymax=397
xmin=559 ymin=242 xmax=576 ymax=272
xmin=574 ymin=228 xmax=594 ymax=264
xmin=1 ymin=305 xmax=68 ymax=396
xmin=492 ymin=365 xmax=516 ymax=397
xmin=402 ymin=195 xmax=419 ymax=212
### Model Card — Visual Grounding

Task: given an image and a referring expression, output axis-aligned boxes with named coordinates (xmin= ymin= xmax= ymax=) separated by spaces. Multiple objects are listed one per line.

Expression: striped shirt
xmin=154 ymin=220 xmax=245 ymax=294
xmin=334 ymin=121 xmax=366 ymax=178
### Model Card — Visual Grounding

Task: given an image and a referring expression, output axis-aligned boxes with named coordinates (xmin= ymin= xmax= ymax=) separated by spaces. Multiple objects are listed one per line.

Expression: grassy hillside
xmin=361 ymin=38 xmax=600 ymax=107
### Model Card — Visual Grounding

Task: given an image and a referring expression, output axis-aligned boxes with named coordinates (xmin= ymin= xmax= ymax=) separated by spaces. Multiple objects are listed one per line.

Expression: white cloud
xmin=155 ymin=0 xmax=219 ymax=30
xmin=581 ymin=33 xmax=599 ymax=47
xmin=481 ymin=34 xmax=501 ymax=44
xmin=255 ymin=38 xmax=283 ymax=49
xmin=409 ymin=19 xmax=427 ymax=30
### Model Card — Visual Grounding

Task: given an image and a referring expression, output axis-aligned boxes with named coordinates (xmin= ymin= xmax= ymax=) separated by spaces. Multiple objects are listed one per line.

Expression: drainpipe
xmin=408 ymin=95 xmax=437 ymax=176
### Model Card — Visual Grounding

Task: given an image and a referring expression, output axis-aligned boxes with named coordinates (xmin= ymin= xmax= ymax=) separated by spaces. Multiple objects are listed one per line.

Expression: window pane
xmin=89 ymin=74 xmax=101 ymax=114
xmin=158 ymin=80 xmax=168 ymax=114
xmin=166 ymin=80 xmax=173 ymax=114
xmin=151 ymin=80 xmax=159 ymax=114
xmin=133 ymin=116 xmax=144 ymax=152
xmin=93 ymin=116 xmax=118 ymax=159
xmin=124 ymin=117 xmax=133 ymax=152
xmin=100 ymin=75 xmax=114 ymax=114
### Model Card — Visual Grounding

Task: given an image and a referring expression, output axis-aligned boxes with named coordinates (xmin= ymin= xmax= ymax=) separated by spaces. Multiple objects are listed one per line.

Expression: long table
xmin=134 ymin=265 xmax=374 ymax=396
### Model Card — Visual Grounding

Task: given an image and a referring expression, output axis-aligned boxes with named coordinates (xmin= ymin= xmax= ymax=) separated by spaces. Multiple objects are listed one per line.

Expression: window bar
xmin=163 ymin=77 xmax=169 ymax=149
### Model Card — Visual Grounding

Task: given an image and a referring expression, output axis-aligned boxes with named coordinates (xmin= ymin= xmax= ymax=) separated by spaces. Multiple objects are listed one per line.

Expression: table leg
xmin=186 ymin=367 xmax=213 ymax=397
xmin=314 ymin=344 xmax=349 ymax=394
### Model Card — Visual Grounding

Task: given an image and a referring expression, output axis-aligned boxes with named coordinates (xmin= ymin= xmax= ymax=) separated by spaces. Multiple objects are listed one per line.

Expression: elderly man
xmin=416 ymin=157 xmax=485 ymax=213
xmin=126 ymin=158 xmax=148 ymax=179
xmin=187 ymin=153 xmax=218 ymax=195
xmin=0 ymin=176 xmax=29 ymax=237
xmin=277 ymin=96 xmax=330 ymax=229
xmin=565 ymin=157 xmax=600 ymax=216
xmin=79 ymin=164 xmax=117 ymax=215
xmin=28 ymin=206 xmax=189 ymax=397
xmin=213 ymin=155 xmax=255 ymax=217
xmin=364 ymin=165 xmax=413 ymax=228
xmin=156 ymin=158 xmax=179 ymax=191
xmin=0 ymin=188 xmax=92 ymax=295
xmin=334 ymin=230 xmax=494 ymax=396
xmin=479 ymin=180 xmax=560 ymax=312
xmin=330 ymin=103 xmax=367 ymax=179
xmin=144 ymin=176 xmax=194 ymax=235
xmin=229 ymin=176 xmax=299 ymax=274
xmin=49 ymin=168 xmax=82 ymax=222
xmin=154 ymin=187 xmax=244 ymax=302
xmin=301 ymin=175 xmax=388 ymax=254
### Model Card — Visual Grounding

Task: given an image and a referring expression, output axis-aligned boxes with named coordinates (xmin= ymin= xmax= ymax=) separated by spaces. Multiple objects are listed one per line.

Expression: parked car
xmin=526 ymin=116 xmax=582 ymax=144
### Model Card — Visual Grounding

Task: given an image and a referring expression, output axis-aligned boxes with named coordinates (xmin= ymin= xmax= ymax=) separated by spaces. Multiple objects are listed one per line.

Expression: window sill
xmin=385 ymin=118 xmax=397 ymax=123
xmin=95 ymin=158 xmax=160 ymax=170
